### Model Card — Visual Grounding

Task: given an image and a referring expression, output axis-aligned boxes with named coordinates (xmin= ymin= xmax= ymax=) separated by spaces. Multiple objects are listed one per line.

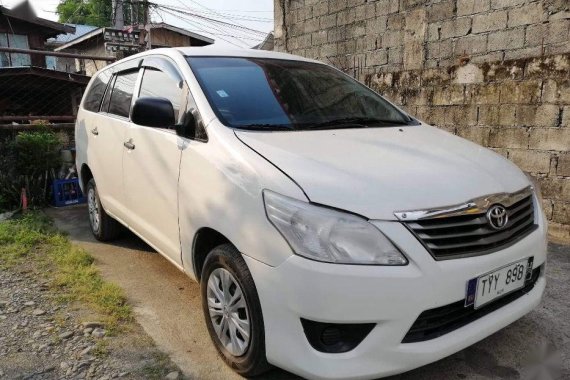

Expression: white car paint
xmin=235 ymin=125 xmax=529 ymax=219
xmin=75 ymin=47 xmax=547 ymax=380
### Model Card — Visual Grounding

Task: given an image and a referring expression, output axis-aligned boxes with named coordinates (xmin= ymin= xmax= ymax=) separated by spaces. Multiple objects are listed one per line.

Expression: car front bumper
xmin=243 ymin=219 xmax=547 ymax=380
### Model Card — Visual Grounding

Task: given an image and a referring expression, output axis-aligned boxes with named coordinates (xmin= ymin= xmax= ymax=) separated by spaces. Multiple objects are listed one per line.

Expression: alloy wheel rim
xmin=207 ymin=267 xmax=251 ymax=356
xmin=87 ymin=188 xmax=100 ymax=233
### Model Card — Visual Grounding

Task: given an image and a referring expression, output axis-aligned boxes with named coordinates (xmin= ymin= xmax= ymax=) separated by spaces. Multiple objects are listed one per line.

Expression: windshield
xmin=187 ymin=57 xmax=413 ymax=131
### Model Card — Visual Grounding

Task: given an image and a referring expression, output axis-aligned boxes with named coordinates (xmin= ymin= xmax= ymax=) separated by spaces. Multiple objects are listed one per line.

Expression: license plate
xmin=465 ymin=257 xmax=533 ymax=309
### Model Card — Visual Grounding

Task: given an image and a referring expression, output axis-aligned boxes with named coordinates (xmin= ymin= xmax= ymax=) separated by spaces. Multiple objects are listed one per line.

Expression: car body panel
xmin=245 ymin=212 xmax=547 ymax=380
xmin=178 ymin=121 xmax=305 ymax=274
xmin=77 ymin=110 xmax=130 ymax=219
xmin=235 ymin=125 xmax=529 ymax=220
xmin=122 ymin=125 xmax=183 ymax=264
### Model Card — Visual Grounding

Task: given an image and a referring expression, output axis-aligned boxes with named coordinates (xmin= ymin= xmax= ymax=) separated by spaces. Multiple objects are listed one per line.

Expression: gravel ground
xmin=0 ymin=260 xmax=183 ymax=380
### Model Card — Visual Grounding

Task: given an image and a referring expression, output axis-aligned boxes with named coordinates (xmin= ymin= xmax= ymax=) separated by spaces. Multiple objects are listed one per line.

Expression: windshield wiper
xmin=236 ymin=123 xmax=294 ymax=131
xmin=302 ymin=117 xmax=411 ymax=130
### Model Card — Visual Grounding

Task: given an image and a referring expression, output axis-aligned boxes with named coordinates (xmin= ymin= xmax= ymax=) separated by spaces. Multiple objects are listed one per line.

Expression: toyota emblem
xmin=487 ymin=205 xmax=508 ymax=230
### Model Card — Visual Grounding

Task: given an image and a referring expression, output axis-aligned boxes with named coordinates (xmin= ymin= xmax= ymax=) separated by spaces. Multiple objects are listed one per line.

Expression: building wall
xmin=150 ymin=28 xmax=192 ymax=47
xmin=0 ymin=18 xmax=54 ymax=67
xmin=275 ymin=0 xmax=570 ymax=240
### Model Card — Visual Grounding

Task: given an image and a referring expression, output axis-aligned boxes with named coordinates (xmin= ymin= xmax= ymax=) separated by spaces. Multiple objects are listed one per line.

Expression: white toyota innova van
xmin=76 ymin=47 xmax=547 ymax=380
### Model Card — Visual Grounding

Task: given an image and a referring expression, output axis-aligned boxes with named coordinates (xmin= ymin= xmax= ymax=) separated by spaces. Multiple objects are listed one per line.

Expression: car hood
xmin=235 ymin=125 xmax=530 ymax=220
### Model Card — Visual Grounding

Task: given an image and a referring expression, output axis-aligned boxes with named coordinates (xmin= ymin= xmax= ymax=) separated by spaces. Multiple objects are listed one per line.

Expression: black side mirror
xmin=131 ymin=97 xmax=175 ymax=128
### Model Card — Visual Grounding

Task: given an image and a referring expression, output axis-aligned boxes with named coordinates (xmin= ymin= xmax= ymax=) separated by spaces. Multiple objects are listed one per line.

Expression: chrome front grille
xmin=396 ymin=187 xmax=537 ymax=260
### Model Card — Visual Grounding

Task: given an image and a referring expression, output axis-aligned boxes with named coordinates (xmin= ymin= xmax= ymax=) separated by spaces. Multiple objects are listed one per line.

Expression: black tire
xmin=201 ymin=244 xmax=271 ymax=377
xmin=86 ymin=178 xmax=123 ymax=241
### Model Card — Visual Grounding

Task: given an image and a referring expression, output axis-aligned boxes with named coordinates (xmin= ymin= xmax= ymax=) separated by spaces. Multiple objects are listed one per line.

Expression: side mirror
xmin=131 ymin=97 xmax=175 ymax=128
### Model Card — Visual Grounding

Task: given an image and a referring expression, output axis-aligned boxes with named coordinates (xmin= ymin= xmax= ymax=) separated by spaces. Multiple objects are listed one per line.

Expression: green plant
xmin=0 ymin=138 xmax=19 ymax=211
xmin=0 ymin=212 xmax=132 ymax=326
xmin=14 ymin=130 xmax=61 ymax=176
xmin=0 ymin=131 xmax=63 ymax=211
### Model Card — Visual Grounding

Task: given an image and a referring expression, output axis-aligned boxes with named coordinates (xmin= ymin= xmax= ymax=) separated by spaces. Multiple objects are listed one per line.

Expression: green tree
xmin=57 ymin=0 xmax=147 ymax=28
xmin=57 ymin=0 xmax=113 ymax=27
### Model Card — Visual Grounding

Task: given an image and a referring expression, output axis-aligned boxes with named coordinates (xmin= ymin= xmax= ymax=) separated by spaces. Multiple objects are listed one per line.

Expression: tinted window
xmin=100 ymin=75 xmax=116 ymax=113
xmin=108 ymin=71 xmax=139 ymax=118
xmin=188 ymin=57 xmax=411 ymax=130
xmin=139 ymin=68 xmax=183 ymax=121
xmin=84 ymin=70 xmax=112 ymax=112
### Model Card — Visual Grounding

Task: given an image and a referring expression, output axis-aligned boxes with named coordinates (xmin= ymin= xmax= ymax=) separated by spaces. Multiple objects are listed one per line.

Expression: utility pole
xmin=112 ymin=0 xmax=124 ymax=29
xmin=143 ymin=0 xmax=151 ymax=51
xmin=130 ymin=0 xmax=136 ymax=26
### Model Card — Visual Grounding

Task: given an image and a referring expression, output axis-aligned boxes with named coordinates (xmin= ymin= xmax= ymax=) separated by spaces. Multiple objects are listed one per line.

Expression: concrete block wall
xmin=274 ymin=0 xmax=570 ymax=240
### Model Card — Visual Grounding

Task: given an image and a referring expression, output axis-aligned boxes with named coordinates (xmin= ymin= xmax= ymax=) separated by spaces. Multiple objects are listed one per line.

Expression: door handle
xmin=91 ymin=127 xmax=98 ymax=135
xmin=124 ymin=139 xmax=135 ymax=150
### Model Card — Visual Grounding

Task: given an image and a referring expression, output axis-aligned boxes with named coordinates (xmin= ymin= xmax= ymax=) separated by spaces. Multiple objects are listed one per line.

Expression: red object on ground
xmin=21 ymin=188 xmax=28 ymax=210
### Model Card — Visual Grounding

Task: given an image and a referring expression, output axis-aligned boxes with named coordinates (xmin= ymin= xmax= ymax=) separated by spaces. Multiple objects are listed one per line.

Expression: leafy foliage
xmin=0 ymin=130 xmax=63 ymax=211
xmin=56 ymin=0 xmax=148 ymax=27
xmin=57 ymin=0 xmax=112 ymax=27
xmin=14 ymin=130 xmax=61 ymax=175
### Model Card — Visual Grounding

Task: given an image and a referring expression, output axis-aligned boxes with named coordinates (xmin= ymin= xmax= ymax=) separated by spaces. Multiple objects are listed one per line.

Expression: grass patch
xmin=0 ymin=212 xmax=50 ymax=267
xmin=0 ymin=211 xmax=131 ymax=327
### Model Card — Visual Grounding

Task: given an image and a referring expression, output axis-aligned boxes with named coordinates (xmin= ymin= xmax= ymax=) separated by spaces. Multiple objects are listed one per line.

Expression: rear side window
xmin=139 ymin=68 xmax=183 ymax=121
xmin=100 ymin=75 xmax=116 ymax=113
xmin=83 ymin=70 xmax=112 ymax=112
xmin=108 ymin=70 xmax=139 ymax=118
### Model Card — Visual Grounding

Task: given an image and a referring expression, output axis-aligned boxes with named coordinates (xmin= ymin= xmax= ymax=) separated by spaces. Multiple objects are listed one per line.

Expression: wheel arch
xmin=192 ymin=227 xmax=233 ymax=281
xmin=80 ymin=163 xmax=94 ymax=192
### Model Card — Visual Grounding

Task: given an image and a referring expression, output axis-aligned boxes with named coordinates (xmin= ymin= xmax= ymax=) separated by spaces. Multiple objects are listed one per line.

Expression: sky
xmin=0 ymin=0 xmax=274 ymax=47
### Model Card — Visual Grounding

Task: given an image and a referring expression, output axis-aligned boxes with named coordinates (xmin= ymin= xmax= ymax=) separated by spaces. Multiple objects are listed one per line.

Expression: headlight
xmin=263 ymin=190 xmax=407 ymax=265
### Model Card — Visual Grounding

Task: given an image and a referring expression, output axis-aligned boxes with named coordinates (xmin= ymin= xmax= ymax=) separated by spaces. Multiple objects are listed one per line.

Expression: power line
xmin=155 ymin=2 xmax=267 ymax=36
xmin=159 ymin=4 xmax=273 ymax=22
xmin=154 ymin=2 xmax=272 ymax=21
xmin=184 ymin=0 xmax=252 ymax=28
xmin=206 ymin=9 xmax=273 ymax=13
xmin=156 ymin=7 xmax=251 ymax=48
xmin=151 ymin=3 xmax=268 ymax=47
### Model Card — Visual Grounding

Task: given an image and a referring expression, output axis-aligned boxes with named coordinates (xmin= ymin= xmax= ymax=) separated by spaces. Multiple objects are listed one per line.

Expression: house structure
xmin=0 ymin=2 xmax=90 ymax=128
xmin=253 ymin=32 xmax=274 ymax=51
xmin=46 ymin=24 xmax=99 ymax=49
xmin=0 ymin=2 xmax=74 ymax=68
xmin=55 ymin=22 xmax=214 ymax=76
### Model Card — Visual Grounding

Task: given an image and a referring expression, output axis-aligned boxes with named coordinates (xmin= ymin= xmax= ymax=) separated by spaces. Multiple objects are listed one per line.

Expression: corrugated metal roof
xmin=49 ymin=24 xmax=99 ymax=45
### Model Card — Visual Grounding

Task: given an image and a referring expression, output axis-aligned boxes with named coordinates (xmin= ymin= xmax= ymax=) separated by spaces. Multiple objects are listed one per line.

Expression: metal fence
xmin=0 ymin=48 xmax=115 ymax=139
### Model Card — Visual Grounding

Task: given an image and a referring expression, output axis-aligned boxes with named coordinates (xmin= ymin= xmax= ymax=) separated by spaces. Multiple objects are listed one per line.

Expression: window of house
xmin=108 ymin=71 xmax=139 ymax=118
xmin=139 ymin=68 xmax=183 ymax=122
xmin=0 ymin=33 xmax=31 ymax=67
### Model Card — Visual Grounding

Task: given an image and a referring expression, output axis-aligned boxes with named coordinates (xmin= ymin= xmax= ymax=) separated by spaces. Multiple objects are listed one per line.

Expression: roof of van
xmin=92 ymin=47 xmax=325 ymax=77
xmin=176 ymin=46 xmax=322 ymax=64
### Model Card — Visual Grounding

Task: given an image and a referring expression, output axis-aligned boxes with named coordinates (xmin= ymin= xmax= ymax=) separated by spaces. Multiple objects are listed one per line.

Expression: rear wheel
xmin=86 ymin=178 xmax=122 ymax=241
xmin=201 ymin=244 xmax=271 ymax=377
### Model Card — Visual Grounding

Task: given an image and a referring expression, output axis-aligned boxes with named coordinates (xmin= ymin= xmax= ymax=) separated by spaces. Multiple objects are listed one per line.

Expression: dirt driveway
xmin=48 ymin=205 xmax=570 ymax=380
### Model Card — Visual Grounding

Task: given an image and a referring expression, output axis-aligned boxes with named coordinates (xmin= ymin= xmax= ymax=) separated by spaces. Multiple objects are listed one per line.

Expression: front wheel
xmin=201 ymin=244 xmax=271 ymax=377
xmin=86 ymin=178 xmax=123 ymax=241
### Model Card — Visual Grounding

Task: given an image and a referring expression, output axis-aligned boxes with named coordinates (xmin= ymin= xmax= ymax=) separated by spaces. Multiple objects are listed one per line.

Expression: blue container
xmin=52 ymin=178 xmax=86 ymax=207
